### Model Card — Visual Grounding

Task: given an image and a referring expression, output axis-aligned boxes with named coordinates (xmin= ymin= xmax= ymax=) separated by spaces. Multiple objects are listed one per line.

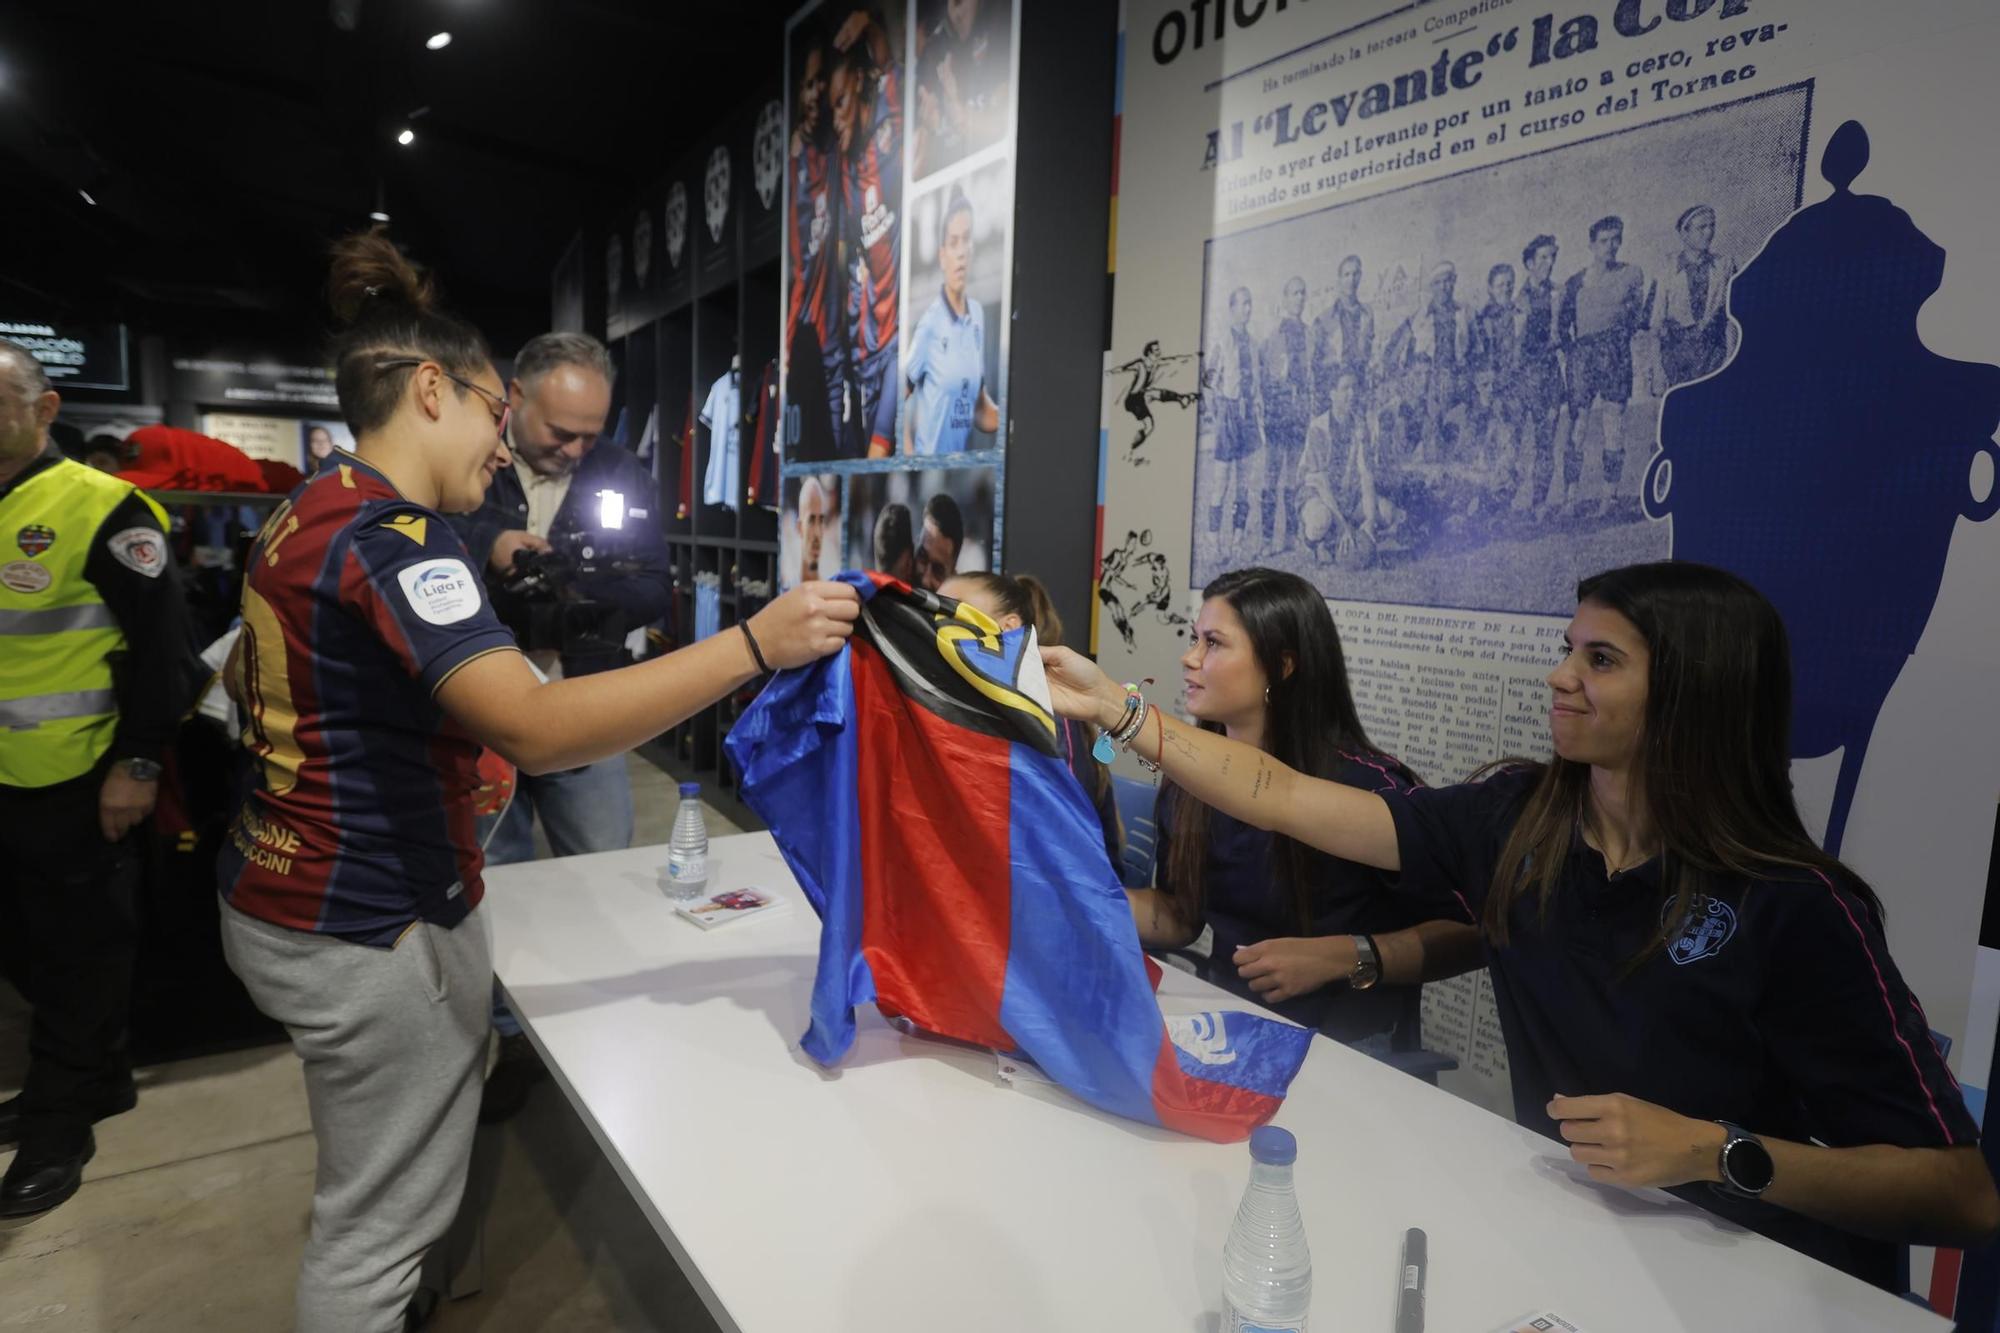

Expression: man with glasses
xmin=451 ymin=332 xmax=671 ymax=1120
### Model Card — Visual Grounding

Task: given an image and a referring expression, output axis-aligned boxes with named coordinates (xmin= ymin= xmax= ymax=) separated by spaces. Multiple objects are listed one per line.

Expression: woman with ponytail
xmin=217 ymin=229 xmax=859 ymax=1332
xmin=940 ymin=570 xmax=1122 ymax=865
xmin=1038 ymin=560 xmax=2000 ymax=1287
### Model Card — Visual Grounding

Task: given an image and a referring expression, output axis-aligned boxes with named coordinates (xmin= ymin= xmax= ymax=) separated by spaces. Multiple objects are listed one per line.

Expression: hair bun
xmin=327 ymin=226 xmax=437 ymax=326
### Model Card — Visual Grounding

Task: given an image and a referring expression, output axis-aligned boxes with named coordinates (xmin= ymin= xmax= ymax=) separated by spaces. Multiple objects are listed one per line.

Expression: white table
xmin=485 ymin=833 xmax=1945 ymax=1333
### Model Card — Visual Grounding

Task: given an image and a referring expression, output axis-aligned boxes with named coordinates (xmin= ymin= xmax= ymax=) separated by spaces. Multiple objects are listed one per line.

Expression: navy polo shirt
xmin=1385 ymin=766 xmax=1977 ymax=1288
xmin=1159 ymin=752 xmax=1429 ymax=1041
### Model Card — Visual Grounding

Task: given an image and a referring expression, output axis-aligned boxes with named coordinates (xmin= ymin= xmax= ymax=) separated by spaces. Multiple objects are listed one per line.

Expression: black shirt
xmin=1158 ymin=751 xmax=1429 ymax=1042
xmin=1385 ymin=766 xmax=1977 ymax=1288
xmin=0 ymin=449 xmax=197 ymax=772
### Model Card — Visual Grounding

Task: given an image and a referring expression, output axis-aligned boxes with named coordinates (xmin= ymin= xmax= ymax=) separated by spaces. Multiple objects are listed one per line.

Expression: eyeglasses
xmin=374 ymin=358 xmax=512 ymax=439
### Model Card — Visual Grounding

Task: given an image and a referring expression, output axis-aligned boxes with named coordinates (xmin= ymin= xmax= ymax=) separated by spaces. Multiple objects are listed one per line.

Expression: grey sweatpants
xmin=220 ymin=898 xmax=491 ymax=1333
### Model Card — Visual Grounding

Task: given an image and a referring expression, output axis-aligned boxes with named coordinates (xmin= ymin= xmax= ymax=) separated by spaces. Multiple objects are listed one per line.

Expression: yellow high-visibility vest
xmin=0 ymin=457 xmax=166 ymax=787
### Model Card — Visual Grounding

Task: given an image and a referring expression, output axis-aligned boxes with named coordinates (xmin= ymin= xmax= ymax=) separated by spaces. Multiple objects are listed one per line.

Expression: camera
xmin=495 ymin=490 xmax=649 ymax=668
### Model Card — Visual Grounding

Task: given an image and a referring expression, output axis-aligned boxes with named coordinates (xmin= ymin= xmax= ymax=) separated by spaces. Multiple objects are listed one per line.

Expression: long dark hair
xmin=1486 ymin=561 xmax=1882 ymax=960
xmin=326 ymin=227 xmax=491 ymax=437
xmin=1165 ymin=568 xmax=1413 ymax=933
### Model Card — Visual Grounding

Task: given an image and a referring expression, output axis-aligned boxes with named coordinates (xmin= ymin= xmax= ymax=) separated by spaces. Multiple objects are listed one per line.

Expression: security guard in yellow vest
xmin=0 ymin=337 xmax=194 ymax=1218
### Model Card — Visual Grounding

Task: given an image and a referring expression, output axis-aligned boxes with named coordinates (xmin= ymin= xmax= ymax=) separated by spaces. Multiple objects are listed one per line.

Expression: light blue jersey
xmin=905 ymin=293 xmax=988 ymax=456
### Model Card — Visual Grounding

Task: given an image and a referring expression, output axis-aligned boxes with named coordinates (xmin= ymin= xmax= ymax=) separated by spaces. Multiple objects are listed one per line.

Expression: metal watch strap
xmin=120 ymin=757 xmax=164 ymax=781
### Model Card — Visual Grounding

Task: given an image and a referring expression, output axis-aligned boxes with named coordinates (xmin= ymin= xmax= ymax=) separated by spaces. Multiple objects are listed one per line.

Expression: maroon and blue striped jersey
xmin=219 ymin=454 xmax=518 ymax=945
xmin=842 ymin=62 xmax=902 ymax=361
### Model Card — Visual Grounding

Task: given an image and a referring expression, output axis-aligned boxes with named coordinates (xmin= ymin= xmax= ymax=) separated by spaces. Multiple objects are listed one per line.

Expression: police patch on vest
xmin=1664 ymin=894 xmax=1738 ymax=965
xmin=396 ymin=558 xmax=481 ymax=626
xmin=0 ymin=559 xmax=52 ymax=594
xmin=15 ymin=524 xmax=55 ymax=558
xmin=107 ymin=526 xmax=167 ymax=579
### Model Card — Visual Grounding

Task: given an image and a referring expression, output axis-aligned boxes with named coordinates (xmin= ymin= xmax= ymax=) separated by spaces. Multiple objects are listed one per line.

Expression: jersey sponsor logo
xmin=396 ymin=557 xmax=482 ymax=626
xmin=383 ymin=513 xmax=430 ymax=546
xmin=0 ymin=559 xmax=52 ymax=594
xmin=107 ymin=526 xmax=167 ymax=578
xmin=1166 ymin=1012 xmax=1238 ymax=1066
xmin=858 ymin=184 xmax=895 ymax=251
xmin=15 ymin=524 xmax=55 ymax=558
xmin=1664 ymin=894 xmax=1737 ymax=965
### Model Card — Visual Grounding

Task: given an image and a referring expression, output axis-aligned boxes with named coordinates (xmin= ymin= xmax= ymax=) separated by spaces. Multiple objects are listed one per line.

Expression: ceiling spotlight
xmin=78 ymin=188 xmax=97 ymax=205
xmin=396 ymin=128 xmax=416 ymax=146
xmin=369 ymin=210 xmax=391 ymax=222
xmin=426 ymin=31 xmax=452 ymax=50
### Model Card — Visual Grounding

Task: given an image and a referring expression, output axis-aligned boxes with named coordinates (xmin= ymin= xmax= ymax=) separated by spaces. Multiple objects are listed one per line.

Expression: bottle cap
xmin=1249 ymin=1125 xmax=1296 ymax=1165
xmin=678 ymin=782 xmax=701 ymax=798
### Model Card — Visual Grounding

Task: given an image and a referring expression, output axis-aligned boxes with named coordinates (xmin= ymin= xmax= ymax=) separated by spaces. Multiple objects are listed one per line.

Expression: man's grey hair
xmin=0 ymin=337 xmax=53 ymax=398
xmin=513 ymin=332 xmax=616 ymax=390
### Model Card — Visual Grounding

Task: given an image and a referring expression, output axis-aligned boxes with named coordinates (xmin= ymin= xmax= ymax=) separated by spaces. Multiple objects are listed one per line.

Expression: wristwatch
xmin=1713 ymin=1120 xmax=1775 ymax=1199
xmin=1350 ymin=934 xmax=1382 ymax=991
xmin=119 ymin=758 xmax=164 ymax=781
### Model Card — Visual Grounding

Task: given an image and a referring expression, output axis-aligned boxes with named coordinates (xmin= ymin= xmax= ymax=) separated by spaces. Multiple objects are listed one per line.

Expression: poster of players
xmin=782 ymin=2 xmax=910 ymax=462
xmin=780 ymin=471 xmax=842 ymax=590
xmin=1189 ymin=84 xmax=1805 ymax=611
xmin=900 ymin=154 xmax=1009 ymax=458
xmin=779 ymin=0 xmax=1022 ymax=590
xmin=1103 ymin=6 xmax=2000 ymax=1292
xmin=910 ymin=0 xmax=1013 ymax=180
xmin=843 ymin=466 xmax=996 ymax=589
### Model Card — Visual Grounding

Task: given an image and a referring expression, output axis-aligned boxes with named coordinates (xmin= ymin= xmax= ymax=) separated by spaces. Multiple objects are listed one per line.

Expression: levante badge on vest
xmin=15 ymin=524 xmax=55 ymax=558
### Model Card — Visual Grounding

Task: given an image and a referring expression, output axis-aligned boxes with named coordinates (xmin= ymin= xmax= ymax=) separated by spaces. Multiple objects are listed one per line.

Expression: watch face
xmin=1724 ymin=1137 xmax=1775 ymax=1193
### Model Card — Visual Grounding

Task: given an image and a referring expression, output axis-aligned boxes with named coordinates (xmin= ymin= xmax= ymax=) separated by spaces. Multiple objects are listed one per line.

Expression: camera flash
xmin=599 ymin=490 xmax=625 ymax=530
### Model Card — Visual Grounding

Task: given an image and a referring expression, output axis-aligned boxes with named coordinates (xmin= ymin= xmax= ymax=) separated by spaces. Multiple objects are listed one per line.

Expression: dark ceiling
xmin=0 ymin=0 xmax=795 ymax=358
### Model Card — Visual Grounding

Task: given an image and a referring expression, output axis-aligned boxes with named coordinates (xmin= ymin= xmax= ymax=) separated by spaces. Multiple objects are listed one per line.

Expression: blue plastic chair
xmin=1110 ymin=775 xmax=1159 ymax=889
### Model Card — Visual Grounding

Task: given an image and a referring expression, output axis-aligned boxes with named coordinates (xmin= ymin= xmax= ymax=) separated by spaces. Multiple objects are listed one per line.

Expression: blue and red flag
xmin=726 ymin=573 xmax=1314 ymax=1142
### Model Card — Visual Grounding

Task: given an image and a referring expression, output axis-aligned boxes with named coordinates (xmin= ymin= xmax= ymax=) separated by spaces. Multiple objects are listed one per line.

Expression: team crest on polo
xmin=1664 ymin=894 xmax=1737 ymax=965
xmin=15 ymin=524 xmax=55 ymax=558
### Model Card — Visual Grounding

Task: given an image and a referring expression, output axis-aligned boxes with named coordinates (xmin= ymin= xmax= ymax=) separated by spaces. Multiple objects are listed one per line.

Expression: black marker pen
xmin=1396 ymin=1227 xmax=1427 ymax=1333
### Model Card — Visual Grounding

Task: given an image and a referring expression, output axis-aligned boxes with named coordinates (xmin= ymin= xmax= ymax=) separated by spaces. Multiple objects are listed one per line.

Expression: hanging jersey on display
xmin=727 ymin=575 xmax=1315 ymax=1143
xmin=699 ymin=371 xmax=740 ymax=510
xmin=745 ymin=361 xmax=780 ymax=511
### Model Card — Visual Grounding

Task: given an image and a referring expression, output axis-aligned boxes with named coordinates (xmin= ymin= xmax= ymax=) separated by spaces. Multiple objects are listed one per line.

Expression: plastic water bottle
xmin=665 ymin=782 xmax=709 ymax=901
xmin=1222 ymin=1126 xmax=1312 ymax=1333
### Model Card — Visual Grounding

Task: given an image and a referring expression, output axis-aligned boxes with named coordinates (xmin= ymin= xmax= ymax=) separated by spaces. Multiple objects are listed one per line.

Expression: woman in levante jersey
xmin=218 ymin=230 xmax=858 ymax=1333
xmin=1039 ymin=560 xmax=2000 ymax=1289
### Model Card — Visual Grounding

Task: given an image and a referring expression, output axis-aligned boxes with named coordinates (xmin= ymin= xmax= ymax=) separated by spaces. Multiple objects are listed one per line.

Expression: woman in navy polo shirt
xmin=1041 ymin=560 xmax=1999 ymax=1286
xmin=1110 ymin=568 xmax=1478 ymax=1048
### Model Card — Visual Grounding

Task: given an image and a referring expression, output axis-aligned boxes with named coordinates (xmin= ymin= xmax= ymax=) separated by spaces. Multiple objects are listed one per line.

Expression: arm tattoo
xmin=1250 ymin=760 xmax=1273 ymax=802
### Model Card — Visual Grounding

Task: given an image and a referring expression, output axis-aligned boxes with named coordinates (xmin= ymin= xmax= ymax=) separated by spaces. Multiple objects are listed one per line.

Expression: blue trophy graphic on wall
xmin=1647 ymin=121 xmax=2000 ymax=854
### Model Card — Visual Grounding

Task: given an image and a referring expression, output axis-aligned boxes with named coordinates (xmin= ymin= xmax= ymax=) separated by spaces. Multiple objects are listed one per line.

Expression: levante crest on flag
xmin=727 ymin=572 xmax=1314 ymax=1142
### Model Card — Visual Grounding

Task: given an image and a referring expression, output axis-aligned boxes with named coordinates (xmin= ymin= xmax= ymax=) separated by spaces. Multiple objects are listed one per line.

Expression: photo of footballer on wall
xmin=900 ymin=155 xmax=1008 ymax=458
xmin=844 ymin=466 xmax=995 ymax=590
xmin=911 ymin=0 xmax=1013 ymax=181
xmin=780 ymin=472 xmax=843 ymax=591
xmin=782 ymin=2 xmax=906 ymax=463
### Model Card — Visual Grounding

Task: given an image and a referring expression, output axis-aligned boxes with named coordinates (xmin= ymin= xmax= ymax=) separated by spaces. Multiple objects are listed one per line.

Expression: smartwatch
xmin=1713 ymin=1121 xmax=1775 ymax=1199
xmin=1350 ymin=934 xmax=1382 ymax=991
xmin=120 ymin=758 xmax=164 ymax=782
